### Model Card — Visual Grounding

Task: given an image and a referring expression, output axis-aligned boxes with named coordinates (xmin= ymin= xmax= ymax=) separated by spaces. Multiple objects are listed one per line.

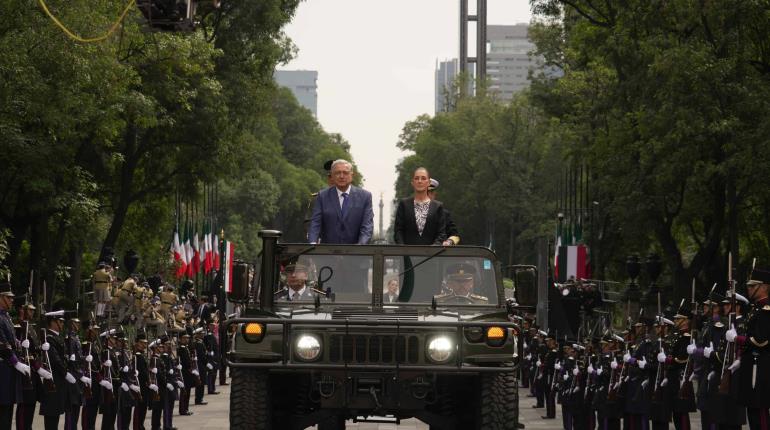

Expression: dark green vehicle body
xmin=225 ymin=231 xmax=521 ymax=430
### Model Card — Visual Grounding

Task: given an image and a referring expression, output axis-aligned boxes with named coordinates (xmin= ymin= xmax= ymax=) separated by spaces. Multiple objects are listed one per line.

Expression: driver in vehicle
xmin=280 ymin=263 xmax=315 ymax=301
xmin=436 ymin=263 xmax=488 ymax=304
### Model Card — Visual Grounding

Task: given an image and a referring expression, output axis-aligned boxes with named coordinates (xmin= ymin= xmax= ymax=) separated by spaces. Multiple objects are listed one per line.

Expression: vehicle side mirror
xmin=228 ymin=261 xmax=250 ymax=303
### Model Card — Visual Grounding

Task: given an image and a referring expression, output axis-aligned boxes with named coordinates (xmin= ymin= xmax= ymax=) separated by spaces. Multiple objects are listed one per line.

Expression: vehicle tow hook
xmin=318 ymin=377 xmax=336 ymax=398
xmin=369 ymin=386 xmax=383 ymax=410
xmin=410 ymin=377 xmax=432 ymax=400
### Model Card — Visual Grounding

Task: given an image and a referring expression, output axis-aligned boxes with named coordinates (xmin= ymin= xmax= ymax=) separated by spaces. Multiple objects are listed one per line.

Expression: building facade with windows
xmin=485 ymin=24 xmax=537 ymax=101
xmin=274 ymin=70 xmax=318 ymax=117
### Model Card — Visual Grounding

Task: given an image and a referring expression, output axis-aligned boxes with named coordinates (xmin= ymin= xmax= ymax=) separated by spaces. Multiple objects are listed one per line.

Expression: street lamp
xmin=643 ymin=254 xmax=663 ymax=317
xmin=624 ymin=255 xmax=642 ymax=327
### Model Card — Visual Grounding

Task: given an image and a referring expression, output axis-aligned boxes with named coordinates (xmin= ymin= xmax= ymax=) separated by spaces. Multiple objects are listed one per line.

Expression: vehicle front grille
xmin=328 ymin=333 xmax=420 ymax=364
xmin=331 ymin=309 xmax=419 ymax=321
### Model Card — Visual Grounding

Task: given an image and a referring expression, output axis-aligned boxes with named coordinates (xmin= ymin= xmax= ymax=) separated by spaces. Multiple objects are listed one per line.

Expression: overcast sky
xmin=281 ymin=0 xmax=533 ymax=237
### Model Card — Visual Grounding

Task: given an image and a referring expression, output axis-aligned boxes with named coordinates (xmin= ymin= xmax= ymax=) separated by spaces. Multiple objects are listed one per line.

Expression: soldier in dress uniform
xmin=715 ymin=291 xmax=749 ymax=430
xmin=116 ymin=333 xmax=136 ymax=430
xmin=0 ymin=281 xmax=30 ymax=430
xmin=192 ymin=328 xmax=207 ymax=406
xmin=542 ymin=331 xmax=559 ymax=419
xmin=99 ymin=329 xmax=120 ymax=430
xmin=132 ymin=333 xmax=150 ymax=430
xmin=435 ymin=264 xmax=488 ymax=304
xmin=145 ymin=339 xmax=164 ymax=430
xmin=159 ymin=286 xmax=178 ymax=323
xmin=93 ymin=263 xmax=114 ymax=318
xmin=38 ymin=308 xmax=69 ymax=430
xmin=116 ymin=276 xmax=137 ymax=324
xmin=623 ymin=315 xmax=654 ymax=430
xmin=14 ymin=299 xmax=39 ymax=430
xmin=203 ymin=323 xmax=219 ymax=395
xmin=595 ymin=333 xmax=623 ymax=430
xmin=692 ymin=290 xmax=725 ymax=430
xmin=669 ymin=305 xmax=696 ymax=430
xmin=727 ymin=267 xmax=770 ymax=430
xmin=177 ymin=333 xmax=193 ymax=416
xmin=161 ymin=336 xmax=181 ymax=429
xmin=81 ymin=320 xmax=102 ymax=430
xmin=63 ymin=316 xmax=86 ymax=430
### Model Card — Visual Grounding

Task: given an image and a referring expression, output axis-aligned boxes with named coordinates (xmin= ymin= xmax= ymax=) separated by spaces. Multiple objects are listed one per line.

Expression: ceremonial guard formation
xmin=0 ymin=257 xmax=230 ymax=430
xmin=521 ymin=264 xmax=770 ymax=430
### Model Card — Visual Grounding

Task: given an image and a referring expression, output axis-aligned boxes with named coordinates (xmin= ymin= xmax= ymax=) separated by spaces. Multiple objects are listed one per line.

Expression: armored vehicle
xmin=225 ymin=231 xmax=523 ymax=429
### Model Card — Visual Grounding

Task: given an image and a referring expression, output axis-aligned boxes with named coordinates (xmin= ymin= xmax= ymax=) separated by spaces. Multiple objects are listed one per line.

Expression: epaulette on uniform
xmin=469 ymin=293 xmax=488 ymax=301
xmin=434 ymin=292 xmax=453 ymax=299
xmin=762 ymin=305 xmax=770 ymax=311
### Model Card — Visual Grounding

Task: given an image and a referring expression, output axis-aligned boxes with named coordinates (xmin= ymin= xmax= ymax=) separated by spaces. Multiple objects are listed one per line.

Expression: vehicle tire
xmin=230 ymin=368 xmax=271 ymax=429
xmin=317 ymin=414 xmax=345 ymax=430
xmin=477 ymin=371 xmax=518 ymax=430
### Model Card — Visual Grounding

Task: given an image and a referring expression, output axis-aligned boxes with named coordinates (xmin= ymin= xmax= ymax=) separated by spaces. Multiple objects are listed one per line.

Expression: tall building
xmin=434 ymin=59 xmax=459 ymax=114
xmin=274 ymin=70 xmax=318 ymax=117
xmin=486 ymin=24 xmax=538 ymax=101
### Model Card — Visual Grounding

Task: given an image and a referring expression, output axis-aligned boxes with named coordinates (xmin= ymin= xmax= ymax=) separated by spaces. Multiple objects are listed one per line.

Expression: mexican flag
xmin=192 ymin=230 xmax=201 ymax=275
xmin=223 ymin=241 xmax=234 ymax=294
xmin=213 ymin=232 xmax=220 ymax=271
xmin=184 ymin=221 xmax=193 ymax=278
xmin=173 ymin=227 xmax=187 ymax=279
xmin=203 ymin=221 xmax=212 ymax=274
xmin=556 ymin=244 xmax=589 ymax=283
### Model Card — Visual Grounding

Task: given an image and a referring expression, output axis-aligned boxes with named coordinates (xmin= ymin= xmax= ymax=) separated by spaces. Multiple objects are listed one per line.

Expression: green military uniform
xmin=435 ymin=263 xmax=488 ymax=304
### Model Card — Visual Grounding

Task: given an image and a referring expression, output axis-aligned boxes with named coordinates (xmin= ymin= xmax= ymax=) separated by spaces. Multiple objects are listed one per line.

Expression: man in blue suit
xmin=308 ymin=159 xmax=374 ymax=244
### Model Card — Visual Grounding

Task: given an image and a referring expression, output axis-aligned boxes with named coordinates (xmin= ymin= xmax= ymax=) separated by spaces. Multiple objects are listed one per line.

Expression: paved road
xmin=28 ymin=380 xmax=702 ymax=429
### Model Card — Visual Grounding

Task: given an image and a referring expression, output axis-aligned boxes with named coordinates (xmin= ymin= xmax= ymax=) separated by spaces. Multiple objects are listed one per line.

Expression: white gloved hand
xmin=554 ymin=362 xmax=561 ymax=370
xmin=611 ymin=360 xmax=619 ymax=370
xmin=134 ymin=370 xmax=138 ymax=377
xmin=100 ymin=380 xmax=113 ymax=391
xmin=104 ymin=359 xmax=112 ymax=368
xmin=21 ymin=339 xmax=30 ymax=349
xmin=41 ymin=342 xmax=50 ymax=351
xmin=623 ymin=352 xmax=631 ymax=363
xmin=121 ymin=383 xmax=129 ymax=392
xmin=150 ymin=383 xmax=159 ymax=392
xmin=588 ymin=364 xmax=595 ymax=374
xmin=130 ymin=384 xmax=140 ymax=393
xmin=209 ymin=351 xmax=214 ymax=357
xmin=85 ymin=354 xmax=93 ymax=363
xmin=572 ymin=367 xmax=579 ymax=376
xmin=686 ymin=344 xmax=696 ymax=355
xmin=704 ymin=342 xmax=714 ymax=358
xmin=37 ymin=368 xmax=53 ymax=380
xmin=661 ymin=378 xmax=668 ymax=387
xmin=122 ymin=366 xmax=129 ymax=373
xmin=151 ymin=367 xmax=158 ymax=374
xmin=638 ymin=358 xmax=647 ymax=369
xmin=166 ymin=383 xmax=175 ymax=391
xmin=191 ymin=369 xmax=199 ymax=376
xmin=563 ymin=373 xmax=570 ymax=381
xmin=596 ymin=367 xmax=603 ymax=376
xmin=176 ymin=364 xmax=182 ymax=370
xmin=726 ymin=326 xmax=737 ymax=343
xmin=206 ymin=363 xmax=213 ymax=370
xmin=80 ymin=376 xmax=91 ymax=386
xmin=69 ymin=354 xmax=77 ymax=362
xmin=728 ymin=359 xmax=740 ymax=373
xmin=657 ymin=351 xmax=667 ymax=363
xmin=536 ymin=360 xmax=542 ymax=367
xmin=168 ymin=369 xmax=174 ymax=375
xmin=14 ymin=362 xmax=31 ymax=376
xmin=176 ymin=381 xmax=184 ymax=388
xmin=525 ymin=354 xmax=532 ymax=360
xmin=66 ymin=372 xmax=77 ymax=384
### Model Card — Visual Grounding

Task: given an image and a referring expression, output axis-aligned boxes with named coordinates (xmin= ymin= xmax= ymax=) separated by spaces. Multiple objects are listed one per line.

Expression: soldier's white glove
xmin=657 ymin=351 xmax=667 ymax=363
xmin=41 ymin=342 xmax=50 ymax=351
xmin=707 ymin=371 xmax=716 ymax=381
xmin=728 ymin=359 xmax=740 ymax=373
xmin=661 ymin=378 xmax=668 ymax=387
xmin=80 ymin=376 xmax=91 ymax=386
xmin=149 ymin=384 xmax=158 ymax=392
xmin=611 ymin=360 xmax=619 ymax=370
xmin=554 ymin=362 xmax=561 ymax=370
xmin=209 ymin=351 xmax=214 ymax=357
xmin=572 ymin=386 xmax=580 ymax=394
xmin=121 ymin=382 xmax=129 ymax=392
xmin=596 ymin=367 xmax=603 ymax=376
xmin=588 ymin=364 xmax=595 ymax=374
xmin=536 ymin=360 xmax=542 ymax=367
xmin=686 ymin=344 xmax=696 ymax=355
xmin=104 ymin=359 xmax=112 ymax=368
xmin=151 ymin=367 xmax=158 ymax=374
xmin=638 ymin=358 xmax=647 ymax=369
xmin=166 ymin=383 xmax=175 ymax=392
xmin=176 ymin=364 xmax=182 ymax=370
xmin=689 ymin=373 xmax=697 ymax=382
xmin=623 ymin=352 xmax=631 ymax=363
xmin=122 ymin=366 xmax=129 ymax=373
xmin=191 ymin=369 xmax=199 ymax=376
xmin=704 ymin=342 xmax=713 ymax=358
xmin=100 ymin=380 xmax=113 ymax=391
xmin=21 ymin=339 xmax=30 ymax=349
xmin=563 ymin=373 xmax=570 ymax=381
xmin=69 ymin=354 xmax=77 ymax=362
xmin=134 ymin=370 xmax=139 ymax=377
xmin=37 ymin=368 xmax=53 ymax=380
xmin=725 ymin=326 xmax=737 ymax=343
xmin=206 ymin=363 xmax=213 ymax=370
xmin=130 ymin=384 xmax=140 ymax=393
xmin=641 ymin=379 xmax=649 ymax=389
xmin=168 ymin=369 xmax=174 ymax=375
xmin=85 ymin=354 xmax=93 ymax=363
xmin=66 ymin=372 xmax=77 ymax=384
xmin=572 ymin=367 xmax=579 ymax=376
xmin=13 ymin=362 xmax=30 ymax=376
xmin=176 ymin=380 xmax=184 ymax=388
xmin=525 ymin=354 xmax=532 ymax=360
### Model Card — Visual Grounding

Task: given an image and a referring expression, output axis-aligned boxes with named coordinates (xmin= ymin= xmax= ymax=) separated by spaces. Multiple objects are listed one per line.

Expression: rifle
xmin=41 ymin=328 xmax=56 ymax=393
xmin=129 ymin=353 xmax=143 ymax=403
xmin=718 ymin=253 xmax=737 ymax=395
xmin=83 ymin=343 xmax=93 ymax=400
xmin=653 ymin=293 xmax=666 ymax=402
xmin=20 ymin=321 xmax=34 ymax=390
xmin=149 ymin=355 xmax=161 ymax=402
xmin=679 ymin=280 xmax=696 ymax=400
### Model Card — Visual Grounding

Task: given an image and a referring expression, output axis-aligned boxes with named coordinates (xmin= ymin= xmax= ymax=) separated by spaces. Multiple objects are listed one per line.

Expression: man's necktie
xmin=341 ymin=192 xmax=349 ymax=217
xmin=292 ymin=292 xmax=300 ymax=301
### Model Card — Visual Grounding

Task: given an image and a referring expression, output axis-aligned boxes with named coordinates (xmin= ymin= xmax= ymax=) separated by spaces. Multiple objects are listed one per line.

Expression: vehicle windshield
xmin=273 ymin=248 xmax=499 ymax=306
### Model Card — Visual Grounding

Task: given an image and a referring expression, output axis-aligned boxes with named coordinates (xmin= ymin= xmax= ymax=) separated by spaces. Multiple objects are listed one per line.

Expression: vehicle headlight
xmin=295 ymin=334 xmax=322 ymax=361
xmin=427 ymin=336 xmax=454 ymax=363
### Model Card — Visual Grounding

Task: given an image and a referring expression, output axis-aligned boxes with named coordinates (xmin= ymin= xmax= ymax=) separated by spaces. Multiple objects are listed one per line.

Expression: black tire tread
xmin=478 ymin=371 xmax=519 ymax=430
xmin=230 ymin=368 xmax=270 ymax=430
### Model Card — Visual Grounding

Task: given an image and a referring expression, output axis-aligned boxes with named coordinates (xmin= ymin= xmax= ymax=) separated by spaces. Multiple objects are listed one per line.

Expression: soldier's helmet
xmin=747 ymin=267 xmax=770 ymax=286
xmin=445 ymin=263 xmax=476 ymax=282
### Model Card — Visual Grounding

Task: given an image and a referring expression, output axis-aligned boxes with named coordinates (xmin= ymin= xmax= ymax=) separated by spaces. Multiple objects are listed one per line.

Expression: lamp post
xmin=624 ymin=255 xmax=642 ymax=328
xmin=643 ymin=254 xmax=663 ymax=318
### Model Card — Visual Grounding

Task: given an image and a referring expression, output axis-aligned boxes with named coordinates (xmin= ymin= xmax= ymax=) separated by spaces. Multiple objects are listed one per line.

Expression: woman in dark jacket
xmin=394 ymin=167 xmax=447 ymax=245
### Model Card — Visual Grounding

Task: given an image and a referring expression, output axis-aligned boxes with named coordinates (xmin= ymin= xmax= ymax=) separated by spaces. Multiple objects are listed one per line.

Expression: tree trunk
xmin=102 ymin=125 xmax=140 ymax=251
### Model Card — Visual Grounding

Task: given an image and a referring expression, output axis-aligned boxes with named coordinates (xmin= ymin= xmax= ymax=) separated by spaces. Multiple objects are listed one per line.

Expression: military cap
xmin=323 ymin=160 xmax=334 ymax=172
xmin=284 ymin=263 xmax=308 ymax=274
xmin=635 ymin=315 xmax=654 ymax=327
xmin=180 ymin=333 xmax=191 ymax=338
xmin=44 ymin=309 xmax=66 ymax=320
xmin=0 ymin=280 xmax=14 ymax=297
xmin=428 ymin=178 xmax=440 ymax=191
xmin=445 ymin=263 xmax=476 ymax=281
xmin=704 ymin=289 xmax=725 ymax=305
xmin=747 ymin=267 xmax=770 ymax=286
xmin=673 ymin=299 xmax=693 ymax=319
xmin=724 ymin=291 xmax=750 ymax=305
xmin=159 ymin=335 xmax=170 ymax=343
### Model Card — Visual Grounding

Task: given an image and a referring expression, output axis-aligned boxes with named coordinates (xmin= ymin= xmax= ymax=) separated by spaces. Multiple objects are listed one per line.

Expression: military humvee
xmin=225 ymin=231 xmax=523 ymax=430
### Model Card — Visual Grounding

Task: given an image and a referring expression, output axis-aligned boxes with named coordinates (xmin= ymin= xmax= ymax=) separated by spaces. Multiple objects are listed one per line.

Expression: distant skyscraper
xmin=435 ymin=59 xmax=459 ymax=114
xmin=274 ymin=70 xmax=318 ymax=117
xmin=486 ymin=24 xmax=538 ymax=101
